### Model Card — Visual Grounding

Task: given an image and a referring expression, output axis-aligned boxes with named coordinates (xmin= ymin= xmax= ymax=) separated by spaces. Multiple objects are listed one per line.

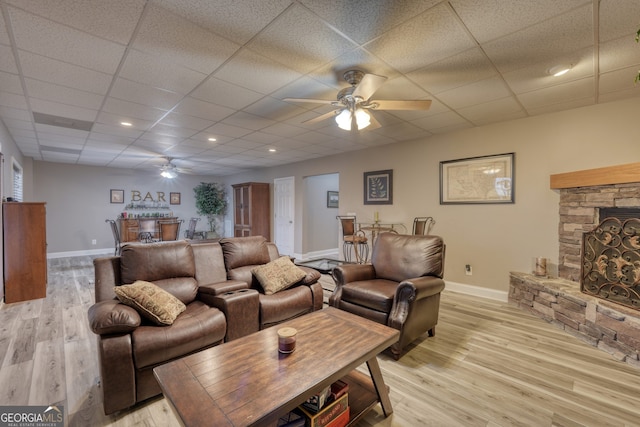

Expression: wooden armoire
xmin=232 ymin=182 xmax=270 ymax=240
xmin=3 ymin=202 xmax=48 ymax=303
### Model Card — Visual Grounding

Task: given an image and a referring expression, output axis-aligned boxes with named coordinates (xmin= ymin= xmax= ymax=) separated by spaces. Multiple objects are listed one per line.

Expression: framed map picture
xmin=364 ymin=169 xmax=393 ymax=205
xmin=110 ymin=189 xmax=124 ymax=204
xmin=440 ymin=153 xmax=514 ymax=204
xmin=170 ymin=192 xmax=181 ymax=205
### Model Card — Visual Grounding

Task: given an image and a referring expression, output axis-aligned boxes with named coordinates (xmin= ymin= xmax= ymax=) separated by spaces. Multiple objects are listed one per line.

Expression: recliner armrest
xmin=198 ymin=280 xmax=249 ymax=298
xmin=332 ymin=264 xmax=376 ymax=286
xmin=396 ymin=276 xmax=445 ymax=301
xmin=88 ymin=299 xmax=141 ymax=335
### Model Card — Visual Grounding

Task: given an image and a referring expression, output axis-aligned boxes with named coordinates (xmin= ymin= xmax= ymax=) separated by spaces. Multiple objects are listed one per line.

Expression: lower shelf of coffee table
xmin=342 ymin=369 xmax=385 ymax=426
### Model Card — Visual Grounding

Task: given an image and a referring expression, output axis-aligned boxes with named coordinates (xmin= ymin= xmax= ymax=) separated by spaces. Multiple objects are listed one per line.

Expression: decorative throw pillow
xmin=252 ymin=256 xmax=307 ymax=295
xmin=114 ymin=280 xmax=186 ymax=325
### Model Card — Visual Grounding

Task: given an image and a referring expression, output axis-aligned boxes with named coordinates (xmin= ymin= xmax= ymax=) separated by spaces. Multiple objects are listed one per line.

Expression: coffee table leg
xmin=366 ymin=357 xmax=393 ymax=416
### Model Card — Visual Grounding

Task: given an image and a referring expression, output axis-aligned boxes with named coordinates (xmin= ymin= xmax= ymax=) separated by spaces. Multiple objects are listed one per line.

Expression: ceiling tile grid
xmin=0 ymin=0 xmax=639 ymax=175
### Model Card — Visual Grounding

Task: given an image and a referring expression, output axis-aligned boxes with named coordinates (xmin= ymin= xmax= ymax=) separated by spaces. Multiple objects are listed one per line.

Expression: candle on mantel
xmin=534 ymin=257 xmax=547 ymax=277
xmin=374 ymin=211 xmax=379 ymax=222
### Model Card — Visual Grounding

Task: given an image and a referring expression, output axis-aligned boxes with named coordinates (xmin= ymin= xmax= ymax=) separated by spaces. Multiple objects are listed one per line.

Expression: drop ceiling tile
xmin=221 ymin=111 xmax=276 ymax=131
xmin=41 ymin=152 xmax=80 ymax=162
xmin=9 ymin=8 xmax=125 ymax=74
xmin=92 ymin=119 xmax=146 ymax=137
xmin=182 ymin=137 xmax=230 ymax=149
xmin=146 ymin=123 xmax=195 ymax=139
xmin=226 ymin=139 xmax=266 ymax=150
xmin=214 ymin=49 xmax=302 ymax=95
xmin=518 ymin=78 xmax=594 ymax=110
xmin=451 ymin=0 xmax=590 ymax=43
xmin=7 ymin=128 xmax=36 ymax=139
xmin=120 ymin=50 xmax=207 ymax=95
xmin=457 ymin=97 xmax=526 ymax=126
xmin=247 ymin=4 xmax=355 ymax=75
xmin=25 ymin=78 xmax=103 ymax=109
xmin=18 ymin=51 xmax=112 ymax=94
xmin=156 ymin=112 xmax=213 ymax=131
xmin=3 ymin=118 xmax=32 ymax=131
xmin=205 ymin=123 xmax=253 ymax=139
xmin=407 ymin=48 xmax=498 ymax=95
xmin=371 ymin=121 xmax=428 ymax=141
xmin=411 ymin=110 xmax=470 ymax=131
xmin=599 ymin=0 xmax=640 ymax=42
xmin=190 ymin=77 xmax=264 ymax=110
xmin=502 ymin=47 xmax=593 ymax=94
xmin=0 ymin=8 xmax=10 ymax=45
xmin=110 ymin=78 xmax=183 ymax=110
xmin=300 ymin=0 xmax=441 ymax=45
xmin=188 ymin=131 xmax=234 ymax=145
xmin=599 ymin=66 xmax=640 ymax=93
xmin=7 ymin=0 xmax=145 ymax=44
xmin=103 ymin=98 xmax=167 ymax=122
xmin=483 ymin=4 xmax=592 ymax=74
xmin=260 ymin=123 xmax=307 ymax=138
xmin=436 ymin=76 xmax=513 ymax=109
xmin=244 ymin=97 xmax=307 ymax=121
xmin=0 ymin=91 xmax=27 ymax=110
xmin=133 ymin=5 xmax=239 ymax=74
xmin=599 ymin=88 xmax=640 ymax=104
xmin=526 ymin=96 xmax=594 ymax=116
xmin=174 ymin=97 xmax=235 ymax=122
xmin=0 ymin=106 xmax=30 ymax=121
xmin=202 ymin=144 xmax=246 ymax=155
xmin=34 ymin=123 xmax=90 ymax=138
xmin=241 ymin=131 xmax=281 ymax=144
xmin=271 ymin=76 xmax=337 ymax=103
xmin=0 ymin=45 xmax=18 ymax=74
xmin=599 ymin=37 xmax=640 ymax=73
xmin=365 ymin=3 xmax=476 ymax=73
xmin=150 ymin=0 xmax=291 ymax=45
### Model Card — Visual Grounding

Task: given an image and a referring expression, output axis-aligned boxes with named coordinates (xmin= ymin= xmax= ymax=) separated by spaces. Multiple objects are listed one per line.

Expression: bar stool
xmin=337 ymin=216 xmax=369 ymax=263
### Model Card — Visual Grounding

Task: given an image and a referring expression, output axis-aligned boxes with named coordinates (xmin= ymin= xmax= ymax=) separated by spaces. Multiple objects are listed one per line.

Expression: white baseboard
xmin=444 ymin=280 xmax=508 ymax=302
xmin=48 ymin=248 xmax=113 ymax=259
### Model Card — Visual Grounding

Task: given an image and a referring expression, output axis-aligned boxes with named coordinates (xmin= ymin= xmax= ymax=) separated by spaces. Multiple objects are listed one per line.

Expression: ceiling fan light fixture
xmin=548 ymin=64 xmax=572 ymax=77
xmin=161 ymin=169 xmax=177 ymax=179
xmin=335 ymin=108 xmax=371 ymax=131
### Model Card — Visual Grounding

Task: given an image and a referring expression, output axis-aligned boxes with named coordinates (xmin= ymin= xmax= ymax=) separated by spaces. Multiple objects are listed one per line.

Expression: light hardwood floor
xmin=1 ymin=255 xmax=639 ymax=426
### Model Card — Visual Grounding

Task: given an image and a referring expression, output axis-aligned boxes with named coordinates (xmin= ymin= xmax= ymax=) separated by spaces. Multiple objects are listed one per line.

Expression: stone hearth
xmin=508 ymin=163 xmax=640 ymax=368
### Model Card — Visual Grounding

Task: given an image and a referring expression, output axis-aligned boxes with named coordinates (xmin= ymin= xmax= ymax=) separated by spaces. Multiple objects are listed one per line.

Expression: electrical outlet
xmin=91 ymin=239 xmax=97 ymax=245
xmin=465 ymin=264 xmax=472 ymax=275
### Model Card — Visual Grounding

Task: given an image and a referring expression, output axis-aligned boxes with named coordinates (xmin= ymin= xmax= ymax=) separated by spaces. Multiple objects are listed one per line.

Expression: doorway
xmin=302 ymin=173 xmax=339 ymax=259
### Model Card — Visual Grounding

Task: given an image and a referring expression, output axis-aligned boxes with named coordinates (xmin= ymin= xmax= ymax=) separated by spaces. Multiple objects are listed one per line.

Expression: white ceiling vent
xmin=40 ymin=146 xmax=83 ymax=155
xmin=33 ymin=112 xmax=94 ymax=132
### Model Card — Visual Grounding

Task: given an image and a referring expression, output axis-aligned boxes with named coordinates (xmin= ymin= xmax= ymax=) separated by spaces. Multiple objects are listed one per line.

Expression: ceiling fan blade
xmin=284 ymin=98 xmax=337 ymax=105
xmin=352 ymin=73 xmax=387 ymax=101
xmin=303 ymin=110 xmax=340 ymax=124
xmin=368 ymin=99 xmax=432 ymax=110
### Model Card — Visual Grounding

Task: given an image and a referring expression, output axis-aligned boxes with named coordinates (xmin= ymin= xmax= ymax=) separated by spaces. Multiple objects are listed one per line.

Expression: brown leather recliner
xmin=88 ymin=241 xmax=227 ymax=415
xmin=217 ymin=236 xmax=324 ymax=329
xmin=330 ymin=233 xmax=446 ymax=360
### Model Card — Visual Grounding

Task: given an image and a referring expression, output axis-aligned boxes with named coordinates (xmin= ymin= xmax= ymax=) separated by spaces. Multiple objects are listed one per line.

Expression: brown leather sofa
xmin=88 ymin=237 xmax=321 ymax=415
xmin=215 ymin=236 xmax=323 ymax=330
xmin=330 ymin=233 xmax=445 ymax=360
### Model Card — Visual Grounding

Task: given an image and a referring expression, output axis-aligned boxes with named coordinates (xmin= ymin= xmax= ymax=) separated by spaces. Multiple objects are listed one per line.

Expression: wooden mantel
xmin=550 ymin=162 xmax=640 ymax=189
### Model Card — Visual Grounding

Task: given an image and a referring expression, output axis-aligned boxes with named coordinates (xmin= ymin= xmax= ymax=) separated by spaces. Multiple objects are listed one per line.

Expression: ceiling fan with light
xmin=158 ymin=158 xmax=192 ymax=178
xmin=284 ymin=70 xmax=432 ymax=131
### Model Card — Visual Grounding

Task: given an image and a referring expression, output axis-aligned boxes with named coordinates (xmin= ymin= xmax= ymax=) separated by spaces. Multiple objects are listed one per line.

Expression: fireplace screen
xmin=582 ymin=217 xmax=640 ymax=310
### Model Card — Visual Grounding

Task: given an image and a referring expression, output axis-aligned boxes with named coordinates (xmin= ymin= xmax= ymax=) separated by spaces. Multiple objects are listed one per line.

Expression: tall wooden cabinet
xmin=3 ymin=202 xmax=47 ymax=303
xmin=232 ymin=182 xmax=270 ymax=240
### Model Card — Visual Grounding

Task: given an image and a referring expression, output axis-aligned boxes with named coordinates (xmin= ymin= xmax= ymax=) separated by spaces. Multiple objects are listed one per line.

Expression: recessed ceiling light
xmin=120 ymin=121 xmax=132 ymax=127
xmin=208 ymin=137 xmax=217 ymax=142
xmin=269 ymin=148 xmax=276 ymax=152
xmin=548 ymin=64 xmax=572 ymax=77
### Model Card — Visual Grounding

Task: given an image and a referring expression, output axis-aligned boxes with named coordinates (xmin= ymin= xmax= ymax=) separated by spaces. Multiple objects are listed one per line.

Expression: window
xmin=12 ymin=159 xmax=23 ymax=202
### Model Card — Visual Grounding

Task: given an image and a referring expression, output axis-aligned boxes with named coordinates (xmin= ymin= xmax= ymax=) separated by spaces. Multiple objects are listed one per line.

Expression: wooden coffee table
xmin=153 ymin=307 xmax=399 ymax=426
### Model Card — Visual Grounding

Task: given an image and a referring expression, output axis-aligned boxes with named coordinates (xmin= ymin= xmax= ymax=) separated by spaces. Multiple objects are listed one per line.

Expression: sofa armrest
xmin=94 ymin=256 xmax=122 ymax=302
xmin=88 ymin=299 xmax=141 ymax=335
xmin=198 ymin=280 xmax=249 ymax=299
xmin=296 ymin=266 xmax=321 ymax=286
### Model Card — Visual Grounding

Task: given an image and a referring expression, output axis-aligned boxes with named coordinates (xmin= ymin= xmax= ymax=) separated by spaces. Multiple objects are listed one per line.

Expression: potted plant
xmin=193 ymin=182 xmax=227 ymax=238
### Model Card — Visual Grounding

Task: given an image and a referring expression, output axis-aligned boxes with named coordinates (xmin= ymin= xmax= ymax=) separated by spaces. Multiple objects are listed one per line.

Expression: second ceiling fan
xmin=284 ymin=70 xmax=432 ymax=131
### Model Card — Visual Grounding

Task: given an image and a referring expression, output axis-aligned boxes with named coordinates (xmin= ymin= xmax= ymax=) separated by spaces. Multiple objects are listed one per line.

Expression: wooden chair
xmin=337 ymin=216 xmax=369 ymax=263
xmin=413 ymin=216 xmax=435 ymax=235
xmin=158 ymin=220 xmax=183 ymax=241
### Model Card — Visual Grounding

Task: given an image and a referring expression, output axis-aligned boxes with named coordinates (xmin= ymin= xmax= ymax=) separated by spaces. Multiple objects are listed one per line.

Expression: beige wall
xmin=222 ymin=97 xmax=640 ymax=293
xmin=28 ymin=96 xmax=640 ymax=294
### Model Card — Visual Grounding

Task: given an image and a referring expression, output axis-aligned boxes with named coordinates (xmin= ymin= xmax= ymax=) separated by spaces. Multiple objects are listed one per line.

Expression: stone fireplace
xmin=509 ymin=162 xmax=640 ymax=369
